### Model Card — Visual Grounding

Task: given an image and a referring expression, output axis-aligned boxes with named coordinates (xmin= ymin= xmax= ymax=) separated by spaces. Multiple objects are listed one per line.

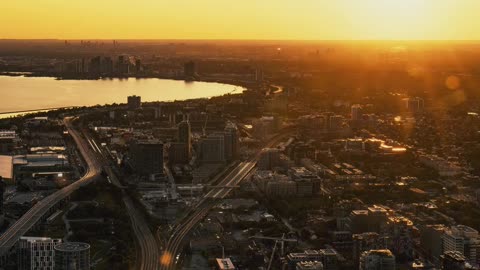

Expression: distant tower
xmin=351 ymin=104 xmax=363 ymax=121
xmin=224 ymin=122 xmax=239 ymax=161
xmin=127 ymin=95 xmax=141 ymax=110
xmin=184 ymin=61 xmax=196 ymax=77
xmin=255 ymin=68 xmax=264 ymax=82
xmin=178 ymin=117 xmax=192 ymax=160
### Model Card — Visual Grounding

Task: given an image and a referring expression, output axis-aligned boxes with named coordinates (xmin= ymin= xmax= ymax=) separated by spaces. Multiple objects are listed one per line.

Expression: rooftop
xmin=364 ymin=249 xmax=394 ymax=257
xmin=0 ymin=155 xmax=13 ymax=179
xmin=215 ymin=258 xmax=235 ymax=270
xmin=54 ymin=242 xmax=90 ymax=252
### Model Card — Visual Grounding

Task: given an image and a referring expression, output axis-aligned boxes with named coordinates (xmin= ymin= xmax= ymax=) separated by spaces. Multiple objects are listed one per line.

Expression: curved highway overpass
xmin=0 ymin=117 xmax=101 ymax=263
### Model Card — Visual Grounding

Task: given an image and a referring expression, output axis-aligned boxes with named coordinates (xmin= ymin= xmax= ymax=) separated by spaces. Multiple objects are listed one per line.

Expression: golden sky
xmin=2 ymin=0 xmax=479 ymax=40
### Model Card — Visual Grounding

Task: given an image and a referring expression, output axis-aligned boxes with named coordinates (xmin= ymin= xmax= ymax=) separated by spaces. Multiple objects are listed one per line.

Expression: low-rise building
xmin=359 ymin=249 xmax=395 ymax=270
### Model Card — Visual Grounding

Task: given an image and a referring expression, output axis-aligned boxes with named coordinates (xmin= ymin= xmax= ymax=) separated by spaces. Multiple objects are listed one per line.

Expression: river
xmin=0 ymin=75 xmax=243 ymax=117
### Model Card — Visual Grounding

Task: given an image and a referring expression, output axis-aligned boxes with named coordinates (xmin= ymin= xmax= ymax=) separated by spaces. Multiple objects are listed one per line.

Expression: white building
xmin=17 ymin=236 xmax=62 ymax=270
xmin=443 ymin=225 xmax=480 ymax=264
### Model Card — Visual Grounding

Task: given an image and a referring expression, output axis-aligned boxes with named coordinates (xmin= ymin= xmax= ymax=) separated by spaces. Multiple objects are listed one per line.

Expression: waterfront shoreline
xmin=0 ymin=71 xmax=255 ymax=89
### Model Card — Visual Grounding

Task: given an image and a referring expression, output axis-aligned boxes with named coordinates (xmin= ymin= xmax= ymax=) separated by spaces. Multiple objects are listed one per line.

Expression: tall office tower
xmin=405 ymin=97 xmax=425 ymax=112
xmin=443 ymin=225 xmax=480 ymax=264
xmin=168 ymin=142 xmax=189 ymax=164
xmin=17 ymin=236 xmax=61 ymax=270
xmin=54 ymin=242 xmax=90 ymax=270
xmin=224 ymin=122 xmax=239 ymax=161
xmin=89 ymin=56 xmax=101 ymax=74
xmin=127 ymin=95 xmax=141 ymax=110
xmin=257 ymin=148 xmax=281 ymax=170
xmin=178 ymin=119 xmax=192 ymax=160
xmin=101 ymin=57 xmax=114 ymax=73
xmin=322 ymin=112 xmax=335 ymax=130
xmin=255 ymin=68 xmax=264 ymax=82
xmin=184 ymin=61 xmax=196 ymax=77
xmin=129 ymin=140 xmax=164 ymax=177
xmin=351 ymin=104 xmax=363 ymax=121
xmin=359 ymin=249 xmax=396 ymax=270
xmin=420 ymin=224 xmax=447 ymax=265
xmin=200 ymin=133 xmax=225 ymax=164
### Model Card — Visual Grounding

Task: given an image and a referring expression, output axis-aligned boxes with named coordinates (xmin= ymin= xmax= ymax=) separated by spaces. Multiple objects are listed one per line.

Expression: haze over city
xmin=2 ymin=1 xmax=480 ymax=270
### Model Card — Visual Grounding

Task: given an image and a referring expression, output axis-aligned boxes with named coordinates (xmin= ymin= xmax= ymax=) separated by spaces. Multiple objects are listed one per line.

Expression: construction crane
xmin=250 ymin=234 xmax=298 ymax=269
xmin=267 ymin=235 xmax=280 ymax=270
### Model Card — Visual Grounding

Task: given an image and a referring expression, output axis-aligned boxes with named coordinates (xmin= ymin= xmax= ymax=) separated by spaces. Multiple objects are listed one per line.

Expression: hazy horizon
xmin=3 ymin=0 xmax=480 ymax=40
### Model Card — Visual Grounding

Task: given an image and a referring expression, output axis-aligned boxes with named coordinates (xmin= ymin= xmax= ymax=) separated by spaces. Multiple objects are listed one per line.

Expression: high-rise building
xmin=386 ymin=216 xmax=414 ymax=260
xmin=200 ymin=133 xmax=225 ymax=164
xmin=224 ymin=122 xmax=239 ymax=161
xmin=347 ymin=210 xmax=369 ymax=234
xmin=89 ymin=56 xmax=101 ymax=74
xmin=258 ymin=148 xmax=281 ymax=170
xmin=178 ymin=120 xmax=192 ymax=160
xmin=101 ymin=57 xmax=114 ymax=73
xmin=129 ymin=140 xmax=164 ymax=177
xmin=168 ymin=142 xmax=189 ymax=164
xmin=184 ymin=61 xmax=196 ymax=77
xmin=404 ymin=97 xmax=424 ymax=113
xmin=359 ymin=249 xmax=396 ymax=270
xmin=351 ymin=104 xmax=363 ymax=121
xmin=255 ymin=68 xmax=264 ymax=82
xmin=367 ymin=205 xmax=389 ymax=232
xmin=420 ymin=224 xmax=446 ymax=265
xmin=127 ymin=95 xmax=141 ymax=110
xmin=54 ymin=242 xmax=90 ymax=270
xmin=443 ymin=225 xmax=480 ymax=264
xmin=17 ymin=236 xmax=61 ymax=270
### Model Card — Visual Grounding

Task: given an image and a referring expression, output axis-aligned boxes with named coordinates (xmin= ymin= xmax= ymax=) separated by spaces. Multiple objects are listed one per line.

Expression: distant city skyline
xmin=3 ymin=0 xmax=480 ymax=40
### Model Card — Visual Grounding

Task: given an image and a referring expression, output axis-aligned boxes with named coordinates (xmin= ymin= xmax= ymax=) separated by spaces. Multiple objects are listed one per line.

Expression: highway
xmin=0 ymin=117 xmax=102 ymax=261
xmin=160 ymin=131 xmax=294 ymax=270
xmin=88 ymin=134 xmax=159 ymax=270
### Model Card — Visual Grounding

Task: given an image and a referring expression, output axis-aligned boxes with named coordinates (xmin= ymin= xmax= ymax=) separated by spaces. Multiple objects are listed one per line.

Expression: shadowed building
xmin=54 ymin=242 xmax=90 ymax=270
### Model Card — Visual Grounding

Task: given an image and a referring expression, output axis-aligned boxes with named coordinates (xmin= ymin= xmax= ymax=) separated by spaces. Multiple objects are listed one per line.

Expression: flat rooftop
xmin=0 ymin=155 xmax=13 ymax=179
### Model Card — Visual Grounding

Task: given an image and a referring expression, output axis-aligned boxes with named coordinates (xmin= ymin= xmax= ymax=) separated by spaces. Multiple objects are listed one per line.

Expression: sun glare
xmin=344 ymin=0 xmax=431 ymax=39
